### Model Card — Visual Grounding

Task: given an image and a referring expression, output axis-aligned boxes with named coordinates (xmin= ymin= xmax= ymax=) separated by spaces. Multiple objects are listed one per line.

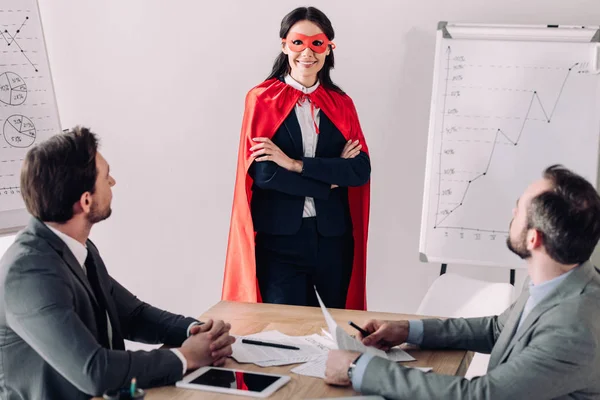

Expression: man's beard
xmin=87 ymin=202 xmax=112 ymax=224
xmin=506 ymin=221 xmax=531 ymax=259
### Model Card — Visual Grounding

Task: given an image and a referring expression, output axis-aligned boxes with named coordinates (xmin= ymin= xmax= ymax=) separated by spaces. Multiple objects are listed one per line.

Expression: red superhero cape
xmin=222 ymin=78 xmax=370 ymax=310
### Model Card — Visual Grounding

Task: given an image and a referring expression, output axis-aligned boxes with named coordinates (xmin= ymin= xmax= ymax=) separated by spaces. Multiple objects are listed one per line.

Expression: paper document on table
xmin=253 ymin=333 xmax=336 ymax=366
xmin=231 ymin=330 xmax=328 ymax=364
xmin=315 ymin=288 xmax=388 ymax=359
xmin=290 ymin=355 xmax=328 ymax=378
xmin=321 ymin=327 xmax=414 ymax=361
xmin=255 ymin=356 xmax=321 ymax=367
xmin=303 ymin=333 xmax=338 ymax=351
xmin=321 ymin=328 xmax=333 ymax=341
xmin=292 ymin=356 xmax=431 ymax=379
xmin=387 ymin=347 xmax=416 ymax=362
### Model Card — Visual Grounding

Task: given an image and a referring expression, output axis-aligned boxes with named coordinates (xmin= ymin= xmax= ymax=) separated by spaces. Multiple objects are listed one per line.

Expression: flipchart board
xmin=419 ymin=23 xmax=600 ymax=268
xmin=0 ymin=0 xmax=61 ymax=234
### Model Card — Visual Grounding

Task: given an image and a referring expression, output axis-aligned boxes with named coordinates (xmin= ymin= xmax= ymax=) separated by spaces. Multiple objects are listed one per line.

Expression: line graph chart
xmin=0 ymin=16 xmax=38 ymax=72
xmin=434 ymin=48 xmax=579 ymax=232
xmin=420 ymin=38 xmax=600 ymax=267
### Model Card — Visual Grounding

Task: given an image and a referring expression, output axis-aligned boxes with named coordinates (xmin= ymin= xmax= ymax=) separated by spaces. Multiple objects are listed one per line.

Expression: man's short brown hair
xmin=20 ymin=126 xmax=99 ymax=223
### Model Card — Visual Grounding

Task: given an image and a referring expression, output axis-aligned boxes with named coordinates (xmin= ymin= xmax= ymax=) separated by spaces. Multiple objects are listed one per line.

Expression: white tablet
xmin=176 ymin=366 xmax=291 ymax=398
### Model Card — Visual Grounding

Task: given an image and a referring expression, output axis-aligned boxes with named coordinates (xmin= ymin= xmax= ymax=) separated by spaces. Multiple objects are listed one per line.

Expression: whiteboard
xmin=0 ymin=0 xmax=61 ymax=234
xmin=419 ymin=23 xmax=600 ymax=268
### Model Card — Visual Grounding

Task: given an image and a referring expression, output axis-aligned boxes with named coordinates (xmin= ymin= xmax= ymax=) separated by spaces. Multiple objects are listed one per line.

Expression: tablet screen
xmin=190 ymin=369 xmax=280 ymax=392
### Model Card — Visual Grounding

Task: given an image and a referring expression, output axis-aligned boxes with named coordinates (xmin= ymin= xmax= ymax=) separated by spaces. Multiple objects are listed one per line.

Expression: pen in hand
xmin=348 ymin=321 xmax=371 ymax=338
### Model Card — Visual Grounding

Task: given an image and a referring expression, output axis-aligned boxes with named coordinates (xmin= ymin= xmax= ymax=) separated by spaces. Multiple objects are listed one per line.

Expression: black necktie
xmin=84 ymin=252 xmax=111 ymax=349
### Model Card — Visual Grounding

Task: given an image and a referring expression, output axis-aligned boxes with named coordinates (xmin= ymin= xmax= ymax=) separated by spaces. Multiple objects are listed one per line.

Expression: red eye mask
xmin=282 ymin=32 xmax=336 ymax=54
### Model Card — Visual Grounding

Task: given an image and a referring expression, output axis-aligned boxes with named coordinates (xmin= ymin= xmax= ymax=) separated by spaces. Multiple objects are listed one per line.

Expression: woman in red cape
xmin=222 ymin=6 xmax=371 ymax=310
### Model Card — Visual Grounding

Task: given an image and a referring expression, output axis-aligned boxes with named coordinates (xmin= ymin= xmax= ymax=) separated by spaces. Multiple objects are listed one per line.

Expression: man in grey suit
xmin=325 ymin=165 xmax=600 ymax=399
xmin=0 ymin=127 xmax=235 ymax=399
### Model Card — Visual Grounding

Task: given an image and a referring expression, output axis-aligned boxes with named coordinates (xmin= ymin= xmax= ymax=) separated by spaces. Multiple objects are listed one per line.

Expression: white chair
xmin=416 ymin=272 xmax=515 ymax=379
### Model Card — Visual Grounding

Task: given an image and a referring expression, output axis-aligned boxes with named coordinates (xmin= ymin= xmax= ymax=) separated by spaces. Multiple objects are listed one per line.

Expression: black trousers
xmin=255 ymin=217 xmax=354 ymax=309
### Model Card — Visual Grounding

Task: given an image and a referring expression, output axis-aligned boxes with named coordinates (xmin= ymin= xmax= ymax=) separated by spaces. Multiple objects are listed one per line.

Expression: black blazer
xmin=249 ymin=110 xmax=370 ymax=236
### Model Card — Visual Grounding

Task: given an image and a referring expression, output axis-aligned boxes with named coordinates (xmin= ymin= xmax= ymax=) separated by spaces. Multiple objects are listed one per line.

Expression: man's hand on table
xmin=178 ymin=319 xmax=235 ymax=369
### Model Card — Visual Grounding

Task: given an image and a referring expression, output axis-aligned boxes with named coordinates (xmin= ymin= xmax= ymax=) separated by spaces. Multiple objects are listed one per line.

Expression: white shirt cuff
xmin=170 ymin=348 xmax=187 ymax=375
xmin=186 ymin=321 xmax=202 ymax=337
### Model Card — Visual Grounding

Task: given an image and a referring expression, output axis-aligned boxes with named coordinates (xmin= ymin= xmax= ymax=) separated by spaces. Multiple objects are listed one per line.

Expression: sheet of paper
xmin=321 ymin=328 xmax=334 ymax=341
xmin=252 ymin=334 xmax=336 ymax=366
xmin=304 ymin=333 xmax=337 ymax=351
xmin=415 ymin=367 xmax=433 ymax=372
xmin=387 ymin=347 xmax=416 ymax=362
xmin=231 ymin=330 xmax=328 ymax=363
xmin=291 ymin=355 xmax=328 ymax=378
xmin=255 ymin=355 xmax=324 ymax=367
xmin=292 ymin=358 xmax=431 ymax=380
xmin=315 ymin=288 xmax=340 ymax=337
xmin=315 ymin=288 xmax=388 ymax=359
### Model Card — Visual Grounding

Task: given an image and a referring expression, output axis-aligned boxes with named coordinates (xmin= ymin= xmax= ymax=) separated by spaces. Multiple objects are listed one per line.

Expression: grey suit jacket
xmin=361 ymin=261 xmax=600 ymax=399
xmin=0 ymin=218 xmax=199 ymax=400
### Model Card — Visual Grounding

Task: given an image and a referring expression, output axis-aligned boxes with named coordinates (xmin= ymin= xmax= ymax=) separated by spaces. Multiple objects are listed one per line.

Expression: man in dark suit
xmin=0 ymin=127 xmax=235 ymax=399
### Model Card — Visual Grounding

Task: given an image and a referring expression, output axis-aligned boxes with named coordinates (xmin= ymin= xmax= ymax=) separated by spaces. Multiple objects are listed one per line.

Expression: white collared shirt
xmin=44 ymin=224 xmax=191 ymax=373
xmin=45 ymin=224 xmax=114 ymax=350
xmin=284 ymin=74 xmax=320 ymax=218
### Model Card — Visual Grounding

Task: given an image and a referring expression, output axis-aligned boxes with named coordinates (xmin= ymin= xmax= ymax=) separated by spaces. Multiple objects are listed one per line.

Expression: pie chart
xmin=3 ymin=115 xmax=36 ymax=148
xmin=0 ymin=72 xmax=27 ymax=106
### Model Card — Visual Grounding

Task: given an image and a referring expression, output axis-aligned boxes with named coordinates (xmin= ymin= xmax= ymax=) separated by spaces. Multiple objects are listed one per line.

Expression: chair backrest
xmin=417 ymin=273 xmax=514 ymax=318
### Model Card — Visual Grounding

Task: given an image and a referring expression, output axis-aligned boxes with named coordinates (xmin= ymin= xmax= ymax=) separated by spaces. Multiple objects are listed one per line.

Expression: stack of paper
xmin=231 ymin=289 xmax=422 ymax=380
xmin=319 ymin=328 xmax=415 ymax=363
xmin=290 ymin=289 xmax=419 ymax=379
xmin=291 ymin=358 xmax=431 ymax=380
xmin=314 ymin=290 xmax=415 ymax=363
xmin=231 ymin=330 xmax=335 ymax=366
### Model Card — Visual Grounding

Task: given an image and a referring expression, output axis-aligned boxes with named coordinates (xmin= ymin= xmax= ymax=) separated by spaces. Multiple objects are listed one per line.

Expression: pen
xmin=348 ymin=321 xmax=371 ymax=338
xmin=130 ymin=377 xmax=136 ymax=397
xmin=241 ymin=338 xmax=300 ymax=350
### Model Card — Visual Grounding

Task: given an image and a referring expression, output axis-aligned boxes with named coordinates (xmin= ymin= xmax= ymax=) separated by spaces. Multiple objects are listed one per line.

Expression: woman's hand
xmin=250 ymin=137 xmax=301 ymax=172
xmin=341 ymin=140 xmax=362 ymax=159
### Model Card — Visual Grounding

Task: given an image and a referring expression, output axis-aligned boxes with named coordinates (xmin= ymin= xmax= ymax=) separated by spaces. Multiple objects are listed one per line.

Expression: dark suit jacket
xmin=249 ymin=110 xmax=371 ymax=236
xmin=0 ymin=218 xmax=198 ymax=399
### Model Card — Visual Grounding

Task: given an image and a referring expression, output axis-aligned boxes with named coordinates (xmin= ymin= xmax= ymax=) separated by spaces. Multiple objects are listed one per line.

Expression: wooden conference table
xmin=97 ymin=301 xmax=471 ymax=399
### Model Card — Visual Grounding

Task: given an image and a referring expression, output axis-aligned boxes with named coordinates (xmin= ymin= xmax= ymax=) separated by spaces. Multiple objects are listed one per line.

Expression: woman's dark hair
xmin=266 ymin=6 xmax=344 ymax=94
